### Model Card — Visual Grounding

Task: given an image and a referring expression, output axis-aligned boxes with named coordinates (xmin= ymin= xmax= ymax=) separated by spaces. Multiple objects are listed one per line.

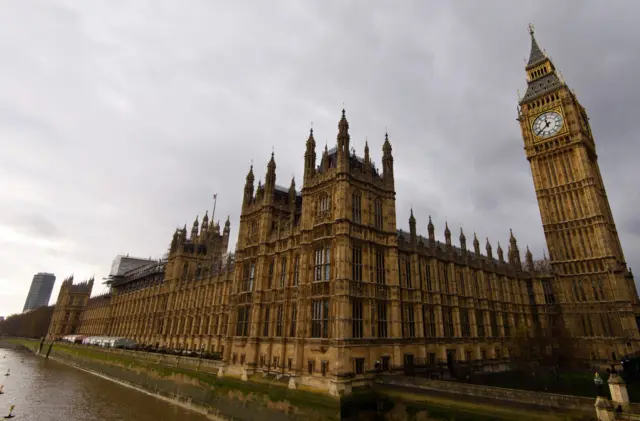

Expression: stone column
xmin=608 ymin=373 xmax=630 ymax=411
xmin=594 ymin=396 xmax=614 ymax=421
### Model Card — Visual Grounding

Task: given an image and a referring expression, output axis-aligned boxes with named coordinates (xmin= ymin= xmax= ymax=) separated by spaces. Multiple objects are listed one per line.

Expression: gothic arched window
xmin=318 ymin=193 xmax=330 ymax=214
xmin=352 ymin=190 xmax=362 ymax=224
xmin=373 ymin=198 xmax=383 ymax=229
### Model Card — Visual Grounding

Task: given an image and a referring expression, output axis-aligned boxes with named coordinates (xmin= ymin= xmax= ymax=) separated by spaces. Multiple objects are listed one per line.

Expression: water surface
xmin=0 ymin=347 xmax=213 ymax=421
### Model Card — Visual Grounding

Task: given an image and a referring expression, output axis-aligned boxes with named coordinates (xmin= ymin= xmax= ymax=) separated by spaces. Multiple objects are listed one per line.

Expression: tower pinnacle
xmin=526 ymin=23 xmax=546 ymax=68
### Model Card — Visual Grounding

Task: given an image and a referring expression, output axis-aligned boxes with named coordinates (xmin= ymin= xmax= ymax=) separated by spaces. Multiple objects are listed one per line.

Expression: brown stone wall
xmin=379 ymin=375 xmax=594 ymax=410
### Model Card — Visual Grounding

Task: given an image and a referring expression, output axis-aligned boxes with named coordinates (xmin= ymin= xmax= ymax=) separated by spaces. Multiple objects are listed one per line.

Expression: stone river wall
xmin=1 ymin=338 xmax=603 ymax=421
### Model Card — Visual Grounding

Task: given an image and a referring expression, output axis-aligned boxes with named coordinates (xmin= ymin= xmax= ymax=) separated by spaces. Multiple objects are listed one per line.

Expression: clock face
xmin=532 ymin=111 xmax=564 ymax=138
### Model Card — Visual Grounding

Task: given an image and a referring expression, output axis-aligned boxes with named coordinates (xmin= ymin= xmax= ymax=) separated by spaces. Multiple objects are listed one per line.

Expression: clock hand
xmin=537 ymin=120 xmax=550 ymax=135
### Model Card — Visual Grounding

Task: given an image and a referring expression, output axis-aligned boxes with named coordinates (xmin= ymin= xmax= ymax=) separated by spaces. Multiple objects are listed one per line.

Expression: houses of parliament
xmin=47 ymin=28 xmax=640 ymax=393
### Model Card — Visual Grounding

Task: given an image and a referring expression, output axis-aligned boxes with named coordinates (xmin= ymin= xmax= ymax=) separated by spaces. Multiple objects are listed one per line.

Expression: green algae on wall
xmin=8 ymin=339 xmax=340 ymax=421
xmin=2 ymin=339 xmax=596 ymax=421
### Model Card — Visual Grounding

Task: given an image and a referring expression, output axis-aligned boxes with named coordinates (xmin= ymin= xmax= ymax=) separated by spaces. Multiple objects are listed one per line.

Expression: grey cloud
xmin=10 ymin=213 xmax=60 ymax=238
xmin=1 ymin=0 xmax=639 ymax=315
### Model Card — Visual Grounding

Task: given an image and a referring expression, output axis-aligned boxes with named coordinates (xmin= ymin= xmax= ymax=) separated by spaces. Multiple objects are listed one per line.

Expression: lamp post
xmin=594 ymin=372 xmax=604 ymax=397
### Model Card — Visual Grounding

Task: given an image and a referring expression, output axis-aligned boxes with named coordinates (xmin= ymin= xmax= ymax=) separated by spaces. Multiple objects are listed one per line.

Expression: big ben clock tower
xmin=517 ymin=25 xmax=640 ymax=359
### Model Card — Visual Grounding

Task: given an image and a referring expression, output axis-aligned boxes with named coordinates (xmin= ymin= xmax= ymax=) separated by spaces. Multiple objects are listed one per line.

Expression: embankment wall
xmin=1 ymin=338 xmax=602 ymax=421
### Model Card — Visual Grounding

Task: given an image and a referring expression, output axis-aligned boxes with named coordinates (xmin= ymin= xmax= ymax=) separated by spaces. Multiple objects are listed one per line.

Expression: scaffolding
xmin=107 ymin=258 xmax=167 ymax=288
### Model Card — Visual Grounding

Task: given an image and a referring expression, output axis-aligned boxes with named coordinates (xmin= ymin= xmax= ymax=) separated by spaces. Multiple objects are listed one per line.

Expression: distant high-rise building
xmin=109 ymin=255 xmax=157 ymax=277
xmin=23 ymin=272 xmax=56 ymax=312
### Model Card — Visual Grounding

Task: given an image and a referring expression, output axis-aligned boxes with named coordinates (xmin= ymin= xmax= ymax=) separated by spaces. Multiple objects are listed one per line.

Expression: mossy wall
xmin=2 ymin=339 xmax=597 ymax=421
xmin=6 ymin=339 xmax=339 ymax=421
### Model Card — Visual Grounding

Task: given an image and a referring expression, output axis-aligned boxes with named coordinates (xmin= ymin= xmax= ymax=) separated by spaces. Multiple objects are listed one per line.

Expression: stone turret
xmin=170 ymin=229 xmax=179 ymax=253
xmin=382 ymin=133 xmax=394 ymax=184
xmin=265 ymin=152 xmax=276 ymax=201
xmin=409 ymin=209 xmax=417 ymax=247
xmin=459 ymin=228 xmax=466 ymax=252
xmin=473 ymin=232 xmax=480 ymax=256
xmin=337 ymin=109 xmax=350 ymax=172
xmin=243 ymin=164 xmax=255 ymax=207
xmin=304 ymin=128 xmax=316 ymax=180
xmin=497 ymin=242 xmax=504 ymax=262
xmin=508 ymin=229 xmax=521 ymax=267
xmin=289 ymin=177 xmax=297 ymax=225
xmin=526 ymin=246 xmax=534 ymax=271
xmin=486 ymin=238 xmax=493 ymax=260
xmin=201 ymin=211 xmax=209 ymax=234
xmin=444 ymin=222 xmax=452 ymax=248
xmin=428 ymin=216 xmax=435 ymax=245
xmin=191 ymin=215 xmax=199 ymax=239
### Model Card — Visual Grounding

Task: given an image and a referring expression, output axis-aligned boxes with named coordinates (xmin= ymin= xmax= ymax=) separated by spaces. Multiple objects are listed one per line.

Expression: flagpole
xmin=212 ymin=193 xmax=218 ymax=222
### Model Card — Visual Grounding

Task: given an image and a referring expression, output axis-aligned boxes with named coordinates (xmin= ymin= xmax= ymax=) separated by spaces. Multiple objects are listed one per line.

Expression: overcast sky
xmin=1 ymin=1 xmax=639 ymax=317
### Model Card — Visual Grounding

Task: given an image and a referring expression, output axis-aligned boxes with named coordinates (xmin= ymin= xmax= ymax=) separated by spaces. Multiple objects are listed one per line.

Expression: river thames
xmin=0 ymin=347 xmax=212 ymax=421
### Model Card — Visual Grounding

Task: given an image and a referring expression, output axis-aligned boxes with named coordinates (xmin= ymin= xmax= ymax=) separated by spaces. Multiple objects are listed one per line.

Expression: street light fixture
xmin=594 ymin=372 xmax=604 ymax=397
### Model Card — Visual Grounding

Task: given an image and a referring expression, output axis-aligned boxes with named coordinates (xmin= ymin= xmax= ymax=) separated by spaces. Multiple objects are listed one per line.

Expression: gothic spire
xmin=473 ymin=232 xmax=480 ymax=256
xmin=383 ymin=132 xmax=392 ymax=156
xmin=382 ymin=132 xmax=394 ymax=183
xmin=304 ymin=128 xmax=316 ymax=179
xmin=485 ymin=238 xmax=493 ymax=260
xmin=459 ymin=227 xmax=466 ymax=250
xmin=337 ymin=108 xmax=350 ymax=152
xmin=364 ymin=140 xmax=370 ymax=163
xmin=521 ymin=25 xmax=563 ymax=104
xmin=244 ymin=163 xmax=255 ymax=206
xmin=428 ymin=215 xmax=435 ymax=244
xmin=306 ymin=127 xmax=316 ymax=149
xmin=289 ymin=176 xmax=297 ymax=204
xmin=246 ymin=163 xmax=254 ymax=182
xmin=409 ymin=209 xmax=417 ymax=245
xmin=526 ymin=23 xmax=546 ymax=68
xmin=190 ymin=216 xmax=198 ymax=239
xmin=444 ymin=222 xmax=451 ymax=247
xmin=201 ymin=210 xmax=209 ymax=229
xmin=266 ymin=151 xmax=276 ymax=189
xmin=526 ymin=246 xmax=534 ymax=271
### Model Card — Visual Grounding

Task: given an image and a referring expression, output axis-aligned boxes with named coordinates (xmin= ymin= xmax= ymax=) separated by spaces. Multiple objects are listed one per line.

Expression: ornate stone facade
xmin=47 ymin=276 xmax=93 ymax=339
xmin=517 ymin=26 xmax=640 ymax=360
xmin=45 ymin=28 xmax=640 ymax=393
